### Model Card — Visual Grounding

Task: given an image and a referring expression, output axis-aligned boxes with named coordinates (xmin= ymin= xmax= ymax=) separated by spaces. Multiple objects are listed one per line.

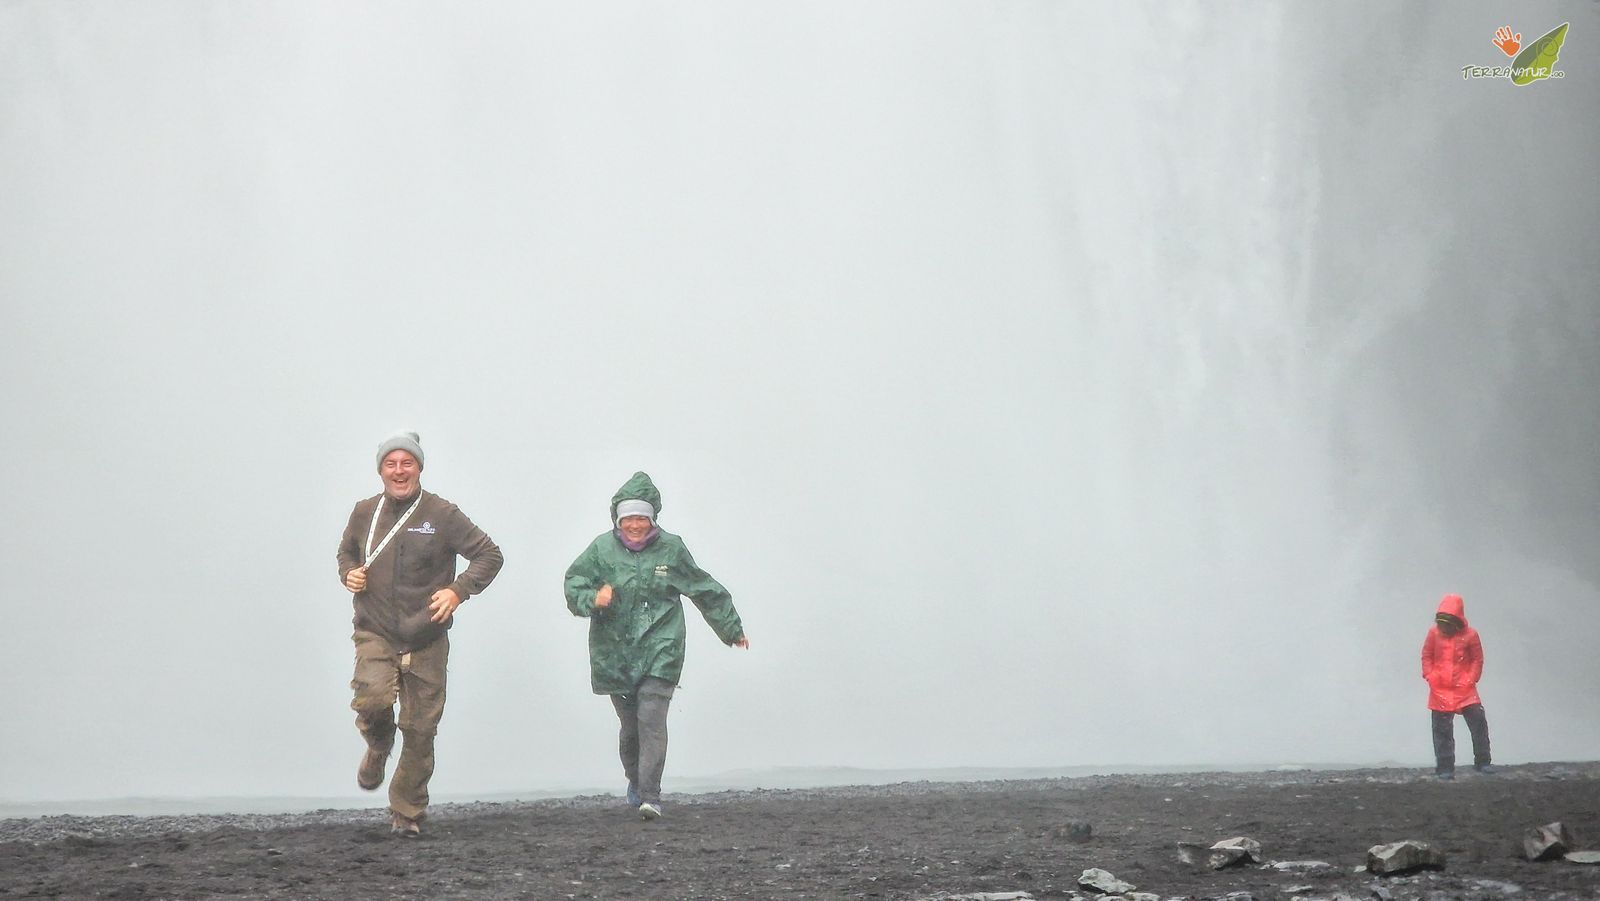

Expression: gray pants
xmin=610 ymin=677 xmax=676 ymax=804
xmin=1432 ymin=703 xmax=1491 ymax=774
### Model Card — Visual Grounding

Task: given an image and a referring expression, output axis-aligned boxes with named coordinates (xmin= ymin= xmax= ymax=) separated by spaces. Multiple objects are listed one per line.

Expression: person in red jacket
xmin=1421 ymin=593 xmax=1495 ymax=780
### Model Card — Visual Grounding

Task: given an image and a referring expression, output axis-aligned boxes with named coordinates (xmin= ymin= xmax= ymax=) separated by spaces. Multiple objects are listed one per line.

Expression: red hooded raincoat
xmin=1420 ymin=593 xmax=1484 ymax=712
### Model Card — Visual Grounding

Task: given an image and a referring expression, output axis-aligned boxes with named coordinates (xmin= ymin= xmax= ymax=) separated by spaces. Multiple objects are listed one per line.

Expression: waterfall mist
xmin=2 ymin=2 xmax=1595 ymax=805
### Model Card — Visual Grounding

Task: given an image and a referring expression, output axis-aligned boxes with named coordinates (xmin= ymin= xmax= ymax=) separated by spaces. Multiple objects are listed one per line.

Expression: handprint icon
xmin=1493 ymin=26 xmax=1521 ymax=57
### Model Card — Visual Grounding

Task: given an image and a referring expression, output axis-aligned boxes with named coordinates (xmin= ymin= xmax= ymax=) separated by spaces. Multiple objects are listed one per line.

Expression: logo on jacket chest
xmin=407 ymin=521 xmax=437 ymax=535
xmin=654 ymin=565 xmax=670 ymax=576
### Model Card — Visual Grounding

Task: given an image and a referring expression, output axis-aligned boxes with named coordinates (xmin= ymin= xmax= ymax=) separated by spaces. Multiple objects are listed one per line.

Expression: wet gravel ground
xmin=3 ymin=762 xmax=1598 ymax=899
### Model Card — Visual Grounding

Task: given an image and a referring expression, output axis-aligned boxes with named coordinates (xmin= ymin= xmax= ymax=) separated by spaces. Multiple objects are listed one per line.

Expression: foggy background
xmin=3 ymin=2 xmax=1596 ymax=810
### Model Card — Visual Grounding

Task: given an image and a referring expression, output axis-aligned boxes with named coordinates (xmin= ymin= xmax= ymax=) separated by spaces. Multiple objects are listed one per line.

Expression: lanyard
xmin=364 ymin=492 xmax=424 ymax=567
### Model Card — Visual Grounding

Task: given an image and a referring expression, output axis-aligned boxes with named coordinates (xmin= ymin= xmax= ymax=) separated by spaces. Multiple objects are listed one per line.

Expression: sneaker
xmin=358 ymin=749 xmax=389 ymax=791
xmin=1435 ymin=771 xmax=1455 ymax=781
xmin=1475 ymin=764 xmax=1499 ymax=774
xmin=638 ymin=802 xmax=662 ymax=821
xmin=390 ymin=812 xmax=422 ymax=838
xmin=626 ymin=781 xmax=641 ymax=807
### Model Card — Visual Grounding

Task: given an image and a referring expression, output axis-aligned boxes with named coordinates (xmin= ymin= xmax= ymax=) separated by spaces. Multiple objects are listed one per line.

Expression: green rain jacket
xmin=564 ymin=472 xmax=745 ymax=695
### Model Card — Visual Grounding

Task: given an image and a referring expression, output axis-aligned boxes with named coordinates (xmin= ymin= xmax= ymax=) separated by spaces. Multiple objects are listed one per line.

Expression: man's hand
xmin=344 ymin=566 xmax=368 ymax=593
xmin=428 ymin=587 xmax=462 ymax=623
xmin=1493 ymin=26 xmax=1521 ymax=57
xmin=733 ymin=634 xmax=750 ymax=650
xmin=594 ymin=584 xmax=614 ymax=609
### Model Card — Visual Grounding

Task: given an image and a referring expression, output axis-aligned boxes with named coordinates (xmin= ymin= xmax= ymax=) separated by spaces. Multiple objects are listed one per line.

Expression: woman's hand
xmin=595 ymin=584 xmax=614 ymax=608
xmin=344 ymin=566 xmax=368 ymax=593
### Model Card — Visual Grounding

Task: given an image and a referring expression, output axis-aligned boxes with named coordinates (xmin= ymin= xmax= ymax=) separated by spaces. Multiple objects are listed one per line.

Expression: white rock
xmin=1366 ymin=840 xmax=1446 ymax=874
xmin=1523 ymin=822 xmax=1573 ymax=861
xmin=1078 ymin=867 xmax=1136 ymax=894
xmin=1212 ymin=836 xmax=1262 ymax=861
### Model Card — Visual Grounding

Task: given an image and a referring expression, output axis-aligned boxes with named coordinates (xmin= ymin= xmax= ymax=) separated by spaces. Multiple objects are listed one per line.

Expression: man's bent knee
xmin=351 ymin=687 xmax=398 ymax=717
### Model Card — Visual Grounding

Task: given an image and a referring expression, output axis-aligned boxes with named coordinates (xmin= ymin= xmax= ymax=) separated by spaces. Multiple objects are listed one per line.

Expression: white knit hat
xmin=376 ymin=430 xmax=424 ymax=468
xmin=614 ymin=499 xmax=655 ymax=522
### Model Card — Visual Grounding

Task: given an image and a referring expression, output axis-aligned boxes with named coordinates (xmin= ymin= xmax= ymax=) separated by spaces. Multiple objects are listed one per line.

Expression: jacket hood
xmin=1435 ymin=593 xmax=1468 ymax=626
xmin=610 ymin=471 xmax=662 ymax=523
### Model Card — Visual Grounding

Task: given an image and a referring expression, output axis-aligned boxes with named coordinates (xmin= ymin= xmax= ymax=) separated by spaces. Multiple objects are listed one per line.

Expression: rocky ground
xmin=3 ymin=762 xmax=1599 ymax=900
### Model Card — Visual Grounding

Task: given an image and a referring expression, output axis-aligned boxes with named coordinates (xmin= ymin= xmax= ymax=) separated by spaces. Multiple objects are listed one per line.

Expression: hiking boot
xmin=1435 ymin=771 xmax=1454 ymax=781
xmin=358 ymin=748 xmax=389 ymax=791
xmin=638 ymin=802 xmax=662 ymax=821
xmin=1475 ymin=763 xmax=1499 ymax=774
xmin=626 ymin=781 xmax=641 ymax=807
xmin=390 ymin=812 xmax=421 ymax=838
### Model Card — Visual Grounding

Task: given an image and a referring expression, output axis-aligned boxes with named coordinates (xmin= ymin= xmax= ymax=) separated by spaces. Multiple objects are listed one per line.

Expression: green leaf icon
xmin=1511 ymin=22 xmax=1568 ymax=86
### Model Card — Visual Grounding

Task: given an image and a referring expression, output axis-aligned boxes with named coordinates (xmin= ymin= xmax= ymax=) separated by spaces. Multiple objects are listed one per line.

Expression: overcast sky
xmin=3 ymin=2 xmax=1596 ymax=807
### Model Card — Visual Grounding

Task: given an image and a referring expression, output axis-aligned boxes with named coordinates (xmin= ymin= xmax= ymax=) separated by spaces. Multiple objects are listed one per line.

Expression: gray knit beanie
xmin=614 ymin=499 xmax=655 ymax=523
xmin=376 ymin=430 xmax=424 ymax=469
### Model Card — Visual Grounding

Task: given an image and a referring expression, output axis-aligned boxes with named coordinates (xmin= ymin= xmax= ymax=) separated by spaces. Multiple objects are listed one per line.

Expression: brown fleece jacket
xmin=337 ymin=489 xmax=503 ymax=653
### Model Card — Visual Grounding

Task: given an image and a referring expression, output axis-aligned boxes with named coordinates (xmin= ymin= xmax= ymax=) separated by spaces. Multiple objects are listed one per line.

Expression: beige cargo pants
xmin=350 ymin=630 xmax=448 ymax=821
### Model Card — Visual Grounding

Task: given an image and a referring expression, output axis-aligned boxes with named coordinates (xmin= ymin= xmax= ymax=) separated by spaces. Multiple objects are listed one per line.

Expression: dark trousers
xmin=611 ymin=677 xmax=676 ymax=805
xmin=1432 ymin=704 xmax=1491 ymax=774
